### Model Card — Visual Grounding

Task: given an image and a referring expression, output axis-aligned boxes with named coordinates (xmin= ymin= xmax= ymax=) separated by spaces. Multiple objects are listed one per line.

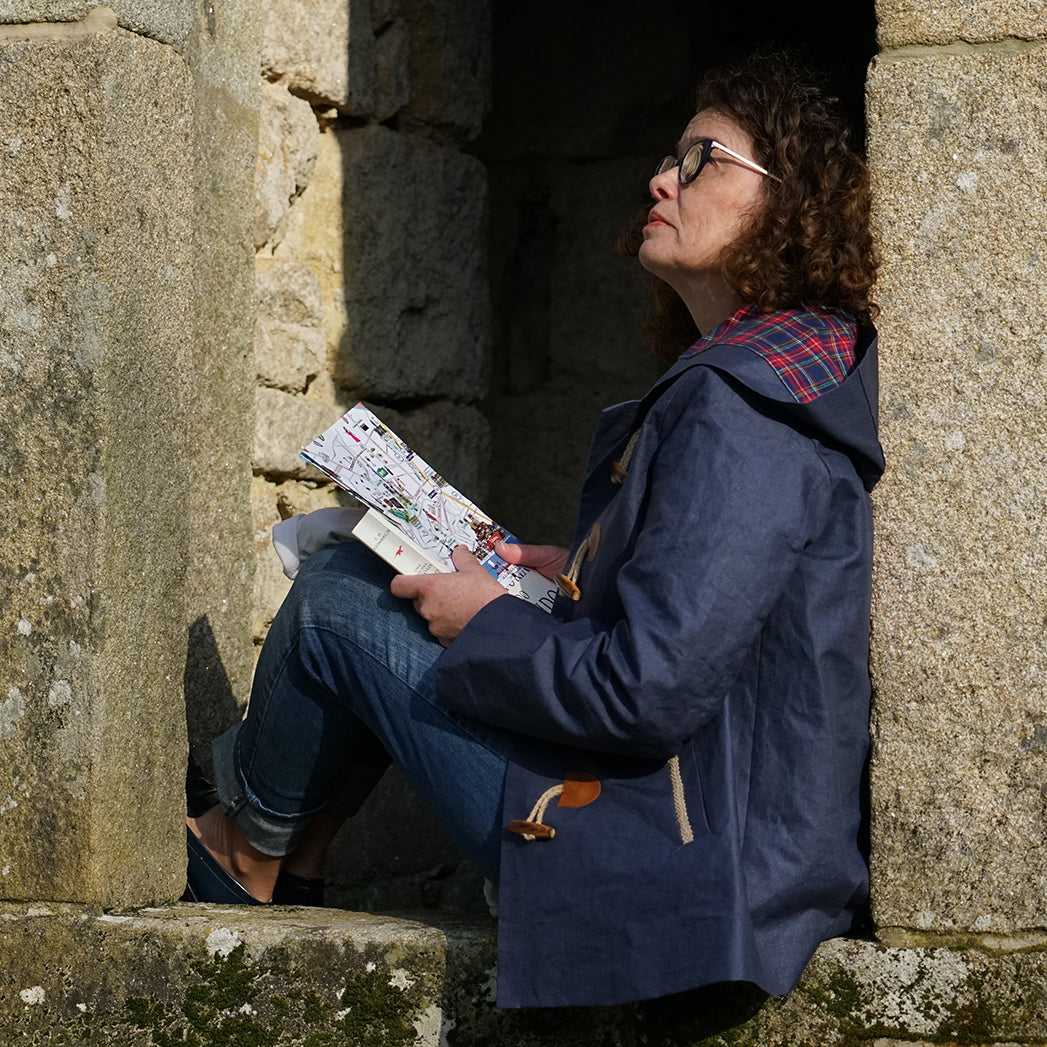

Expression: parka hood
xmin=647 ymin=315 xmax=884 ymax=493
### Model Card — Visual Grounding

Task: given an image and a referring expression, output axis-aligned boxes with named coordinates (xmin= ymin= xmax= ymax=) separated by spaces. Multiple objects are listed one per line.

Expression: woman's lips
xmin=645 ymin=209 xmax=671 ymax=228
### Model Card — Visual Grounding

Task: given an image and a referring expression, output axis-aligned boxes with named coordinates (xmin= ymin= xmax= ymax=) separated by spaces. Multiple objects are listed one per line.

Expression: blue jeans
xmin=211 ymin=540 xmax=514 ymax=882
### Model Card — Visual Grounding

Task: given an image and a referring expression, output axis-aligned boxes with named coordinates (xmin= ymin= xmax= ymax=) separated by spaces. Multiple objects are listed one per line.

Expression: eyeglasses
xmin=655 ymin=138 xmax=778 ymax=185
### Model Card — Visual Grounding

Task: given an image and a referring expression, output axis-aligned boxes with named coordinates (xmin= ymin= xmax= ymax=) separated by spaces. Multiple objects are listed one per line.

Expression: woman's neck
xmin=677 ymin=272 xmax=746 ymax=336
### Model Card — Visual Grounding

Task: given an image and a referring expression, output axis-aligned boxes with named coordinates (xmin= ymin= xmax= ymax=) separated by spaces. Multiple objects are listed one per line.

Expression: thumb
xmin=493 ymin=539 xmax=523 ymax=565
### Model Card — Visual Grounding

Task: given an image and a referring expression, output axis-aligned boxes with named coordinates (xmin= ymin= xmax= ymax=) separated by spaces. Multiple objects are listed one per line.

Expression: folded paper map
xmin=301 ymin=404 xmax=558 ymax=612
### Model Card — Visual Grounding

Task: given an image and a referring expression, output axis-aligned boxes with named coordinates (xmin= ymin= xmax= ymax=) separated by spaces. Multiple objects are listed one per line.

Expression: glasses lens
xmin=679 ymin=141 xmax=710 ymax=185
xmin=655 ymin=156 xmax=677 ymax=177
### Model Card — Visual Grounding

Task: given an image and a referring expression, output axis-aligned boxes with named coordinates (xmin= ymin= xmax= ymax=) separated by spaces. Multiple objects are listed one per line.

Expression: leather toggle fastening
xmin=507 ymin=819 xmax=555 ymax=840
xmin=508 ymin=773 xmax=601 ymax=842
xmin=555 ymin=522 xmax=601 ymax=602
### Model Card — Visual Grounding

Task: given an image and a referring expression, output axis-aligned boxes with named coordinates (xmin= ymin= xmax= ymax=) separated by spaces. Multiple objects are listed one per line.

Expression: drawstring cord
xmin=556 ymin=426 xmax=640 ymax=601
xmin=668 ymin=756 xmax=694 ymax=845
xmin=556 ymin=522 xmax=601 ymax=602
xmin=508 ymin=762 xmax=693 ymax=846
xmin=611 ymin=428 xmax=642 ymax=484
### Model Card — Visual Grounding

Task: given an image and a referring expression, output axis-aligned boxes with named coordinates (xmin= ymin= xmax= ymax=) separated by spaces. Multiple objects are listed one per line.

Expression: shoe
xmin=272 ymin=871 xmax=324 ymax=907
xmin=186 ymin=754 xmax=221 ymax=819
xmin=184 ymin=826 xmax=267 ymax=905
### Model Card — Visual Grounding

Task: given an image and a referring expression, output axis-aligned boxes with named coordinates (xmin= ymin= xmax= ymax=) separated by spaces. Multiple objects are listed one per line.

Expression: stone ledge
xmin=1 ymin=904 xmax=1045 ymax=1045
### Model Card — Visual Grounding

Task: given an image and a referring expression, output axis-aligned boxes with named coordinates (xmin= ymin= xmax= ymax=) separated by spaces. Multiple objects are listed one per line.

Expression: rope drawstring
xmin=610 ymin=428 xmax=642 ymax=484
xmin=668 ymin=756 xmax=694 ymax=845
xmin=556 ymin=522 xmax=601 ymax=602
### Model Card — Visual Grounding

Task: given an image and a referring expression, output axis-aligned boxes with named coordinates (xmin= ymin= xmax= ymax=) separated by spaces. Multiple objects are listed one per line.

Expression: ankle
xmin=187 ymin=808 xmax=282 ymax=903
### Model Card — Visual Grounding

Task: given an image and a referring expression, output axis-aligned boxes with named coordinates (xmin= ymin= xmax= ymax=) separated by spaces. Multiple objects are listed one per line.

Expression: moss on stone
xmin=334 ymin=967 xmax=416 ymax=1047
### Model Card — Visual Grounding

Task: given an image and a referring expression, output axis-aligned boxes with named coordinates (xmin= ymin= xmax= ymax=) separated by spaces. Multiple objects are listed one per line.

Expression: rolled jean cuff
xmin=211 ymin=721 xmax=316 ymax=857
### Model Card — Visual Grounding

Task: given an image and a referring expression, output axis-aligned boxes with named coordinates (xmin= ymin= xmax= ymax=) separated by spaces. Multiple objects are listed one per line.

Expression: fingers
xmin=450 ymin=545 xmax=483 ymax=572
xmin=389 ymin=572 xmax=425 ymax=600
xmin=493 ymin=539 xmax=524 ymax=564
xmin=388 ymin=549 xmax=504 ymax=646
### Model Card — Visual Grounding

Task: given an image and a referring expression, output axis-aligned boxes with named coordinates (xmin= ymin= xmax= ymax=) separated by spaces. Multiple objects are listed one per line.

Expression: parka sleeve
xmin=436 ymin=367 xmax=833 ymax=759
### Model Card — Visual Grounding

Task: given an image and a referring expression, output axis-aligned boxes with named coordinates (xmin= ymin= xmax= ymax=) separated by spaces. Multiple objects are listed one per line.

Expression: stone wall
xmin=867 ymin=7 xmax=1047 ymax=941
xmin=250 ymin=0 xmax=492 ymax=646
xmin=3 ymin=0 xmax=1047 ymax=1039
xmin=249 ymin=0 xmax=494 ymax=911
xmin=0 ymin=2 xmax=259 ymax=906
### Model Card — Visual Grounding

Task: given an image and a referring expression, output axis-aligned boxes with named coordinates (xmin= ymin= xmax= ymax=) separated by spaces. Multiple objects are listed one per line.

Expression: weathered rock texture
xmin=259 ymin=0 xmax=410 ymax=122
xmin=398 ymin=0 xmax=490 ymax=142
xmin=2 ymin=904 xmax=1046 ymax=1045
xmin=867 ymin=41 xmax=1047 ymax=933
xmin=335 ymin=124 xmax=491 ymax=400
xmin=0 ymin=1 xmax=193 ymax=49
xmin=877 ymin=0 xmax=1047 ymax=47
xmin=181 ymin=0 xmax=262 ymax=767
xmin=249 ymin=0 xmax=494 ymax=907
xmin=0 ymin=23 xmax=194 ymax=905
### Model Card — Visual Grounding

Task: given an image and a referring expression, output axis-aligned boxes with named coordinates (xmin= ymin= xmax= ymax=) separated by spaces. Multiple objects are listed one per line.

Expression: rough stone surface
xmin=325 ymin=767 xmax=489 ymax=915
xmin=181 ymin=0 xmax=261 ymax=775
xmin=337 ymin=126 xmax=490 ymax=398
xmin=255 ymin=258 xmax=326 ymax=391
xmin=261 ymin=0 xmax=376 ymax=115
xmin=877 ymin=0 xmax=1047 ymax=47
xmin=399 ymin=0 xmax=490 ymax=143
xmin=474 ymin=2 xmax=693 ymax=162
xmin=269 ymin=129 xmax=346 ymax=378
xmin=254 ymin=79 xmax=318 ymax=250
xmin=276 ymin=125 xmax=490 ymax=401
xmin=254 ymin=386 xmax=349 ymax=479
xmin=0 ymin=29 xmax=193 ymax=905
xmin=0 ymin=1 xmax=193 ymax=49
xmin=392 ymin=400 xmax=491 ymax=502
xmin=866 ymin=48 xmax=1047 ymax=931
xmin=0 ymin=904 xmax=452 ymax=1045
xmin=1 ymin=905 xmax=1046 ymax=1045
xmin=546 ymin=160 xmax=657 ymax=385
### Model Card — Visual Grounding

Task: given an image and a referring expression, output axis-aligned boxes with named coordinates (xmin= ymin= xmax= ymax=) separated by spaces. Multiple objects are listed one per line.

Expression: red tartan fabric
xmin=684 ymin=305 xmax=857 ymax=403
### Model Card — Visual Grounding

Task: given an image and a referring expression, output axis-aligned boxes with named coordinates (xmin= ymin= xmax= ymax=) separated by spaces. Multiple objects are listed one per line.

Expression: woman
xmin=186 ymin=55 xmax=882 ymax=1010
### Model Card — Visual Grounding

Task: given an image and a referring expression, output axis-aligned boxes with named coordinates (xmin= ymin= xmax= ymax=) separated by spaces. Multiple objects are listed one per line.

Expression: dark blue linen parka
xmin=437 ymin=309 xmax=884 ymax=1009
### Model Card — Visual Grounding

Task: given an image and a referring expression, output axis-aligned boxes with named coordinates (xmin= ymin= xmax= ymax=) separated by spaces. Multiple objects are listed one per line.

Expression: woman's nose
xmin=648 ymin=166 xmax=677 ymax=201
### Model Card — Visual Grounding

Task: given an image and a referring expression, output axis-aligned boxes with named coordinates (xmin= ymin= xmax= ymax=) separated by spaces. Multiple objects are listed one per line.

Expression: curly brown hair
xmin=621 ymin=54 xmax=879 ymax=361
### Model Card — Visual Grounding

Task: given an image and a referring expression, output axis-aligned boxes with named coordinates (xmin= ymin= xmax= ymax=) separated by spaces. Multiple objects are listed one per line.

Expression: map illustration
xmin=301 ymin=404 xmax=554 ymax=607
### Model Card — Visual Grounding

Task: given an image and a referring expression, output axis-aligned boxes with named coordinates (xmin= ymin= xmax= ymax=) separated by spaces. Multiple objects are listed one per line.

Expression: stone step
xmin=1 ymin=903 xmax=1045 ymax=1045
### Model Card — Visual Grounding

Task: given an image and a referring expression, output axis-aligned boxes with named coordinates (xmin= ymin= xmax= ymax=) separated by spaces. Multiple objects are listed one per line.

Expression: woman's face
xmin=638 ymin=110 xmax=767 ymax=297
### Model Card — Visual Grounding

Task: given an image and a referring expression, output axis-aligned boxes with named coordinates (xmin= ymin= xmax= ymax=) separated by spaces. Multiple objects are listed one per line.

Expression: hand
xmin=390 ymin=546 xmax=506 ymax=647
xmin=494 ymin=540 xmax=570 ymax=580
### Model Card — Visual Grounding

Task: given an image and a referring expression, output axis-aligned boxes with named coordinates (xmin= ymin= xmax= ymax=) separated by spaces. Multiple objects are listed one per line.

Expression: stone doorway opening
xmin=474 ymin=1 xmax=878 ymax=544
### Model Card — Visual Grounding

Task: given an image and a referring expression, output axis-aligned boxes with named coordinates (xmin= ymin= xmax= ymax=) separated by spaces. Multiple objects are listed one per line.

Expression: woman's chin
xmin=637 ymin=242 xmax=665 ymax=278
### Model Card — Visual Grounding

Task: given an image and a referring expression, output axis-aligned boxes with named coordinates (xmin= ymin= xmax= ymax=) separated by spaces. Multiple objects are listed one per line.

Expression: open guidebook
xmin=301 ymin=403 xmax=559 ymax=613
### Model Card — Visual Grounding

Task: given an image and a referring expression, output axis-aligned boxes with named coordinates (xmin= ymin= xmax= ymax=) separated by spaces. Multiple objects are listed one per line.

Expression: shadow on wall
xmin=183 ymin=615 xmax=243 ymax=777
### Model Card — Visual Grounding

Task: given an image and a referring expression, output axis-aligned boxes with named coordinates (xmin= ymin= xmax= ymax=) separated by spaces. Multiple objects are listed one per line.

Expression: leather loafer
xmin=184 ymin=827 xmax=267 ymax=905
xmin=272 ymin=871 xmax=324 ymax=907
xmin=186 ymin=755 xmax=221 ymax=819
